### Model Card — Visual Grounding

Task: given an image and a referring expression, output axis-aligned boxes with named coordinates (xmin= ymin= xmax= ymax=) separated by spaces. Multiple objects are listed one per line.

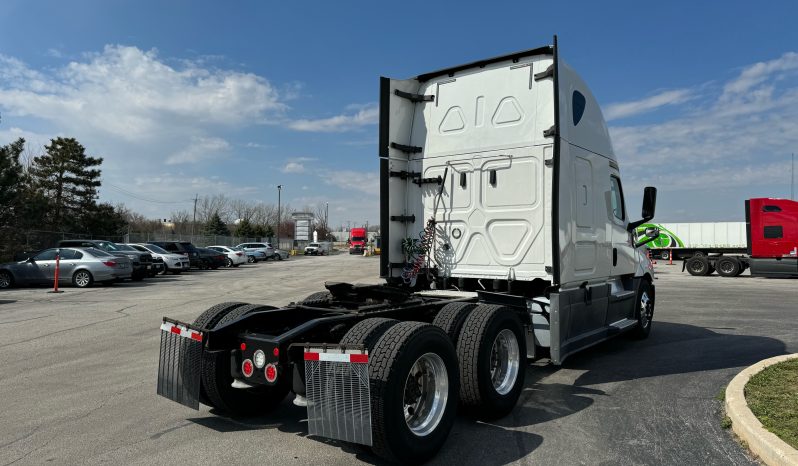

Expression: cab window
xmin=610 ymin=176 xmax=626 ymax=221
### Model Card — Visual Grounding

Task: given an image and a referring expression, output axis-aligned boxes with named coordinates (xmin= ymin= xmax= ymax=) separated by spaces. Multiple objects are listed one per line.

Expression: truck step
xmin=607 ymin=319 xmax=637 ymax=334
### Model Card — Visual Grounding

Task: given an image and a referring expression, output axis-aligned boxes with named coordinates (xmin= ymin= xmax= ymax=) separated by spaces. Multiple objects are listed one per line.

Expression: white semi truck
xmin=156 ymin=38 xmax=659 ymax=463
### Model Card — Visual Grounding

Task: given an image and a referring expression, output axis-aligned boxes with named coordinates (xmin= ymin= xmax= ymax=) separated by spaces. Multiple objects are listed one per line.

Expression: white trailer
xmin=156 ymin=37 xmax=660 ymax=464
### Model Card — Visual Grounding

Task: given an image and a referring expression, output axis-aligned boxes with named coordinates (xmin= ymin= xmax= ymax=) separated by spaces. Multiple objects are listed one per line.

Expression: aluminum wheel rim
xmin=0 ymin=273 xmax=10 ymax=288
xmin=75 ymin=272 xmax=90 ymax=287
xmin=719 ymin=261 xmax=734 ymax=274
xmin=490 ymin=329 xmax=520 ymax=395
xmin=640 ymin=291 xmax=653 ymax=327
xmin=690 ymin=261 xmax=705 ymax=273
xmin=403 ymin=352 xmax=448 ymax=437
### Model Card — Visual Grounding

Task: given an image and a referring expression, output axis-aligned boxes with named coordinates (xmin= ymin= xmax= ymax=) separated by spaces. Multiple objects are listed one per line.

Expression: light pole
xmin=277 ymin=185 xmax=283 ymax=249
xmin=325 ymin=202 xmax=329 ymax=240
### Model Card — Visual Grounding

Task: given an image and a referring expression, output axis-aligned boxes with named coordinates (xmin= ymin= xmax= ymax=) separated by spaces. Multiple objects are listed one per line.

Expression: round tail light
xmin=265 ymin=363 xmax=277 ymax=383
xmin=242 ymin=359 xmax=254 ymax=377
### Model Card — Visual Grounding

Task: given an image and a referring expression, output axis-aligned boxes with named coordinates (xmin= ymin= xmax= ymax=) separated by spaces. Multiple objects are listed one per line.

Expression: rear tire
xmin=339 ymin=318 xmax=399 ymax=351
xmin=202 ymin=304 xmax=289 ymax=416
xmin=72 ymin=270 xmax=94 ymax=288
xmin=226 ymin=258 xmax=233 ymax=268
xmin=247 ymin=255 xmax=255 ymax=263
xmin=686 ymin=256 xmax=710 ymax=276
xmin=368 ymin=322 xmax=459 ymax=463
xmin=716 ymin=256 xmax=741 ymax=277
xmin=432 ymin=302 xmax=477 ymax=344
xmin=0 ymin=270 xmax=13 ymax=289
xmin=301 ymin=291 xmax=333 ymax=306
xmin=457 ymin=305 xmax=526 ymax=420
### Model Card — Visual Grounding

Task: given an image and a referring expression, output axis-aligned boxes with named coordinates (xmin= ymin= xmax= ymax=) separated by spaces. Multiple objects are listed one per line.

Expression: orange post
xmin=669 ymin=248 xmax=673 ymax=265
xmin=49 ymin=250 xmax=63 ymax=294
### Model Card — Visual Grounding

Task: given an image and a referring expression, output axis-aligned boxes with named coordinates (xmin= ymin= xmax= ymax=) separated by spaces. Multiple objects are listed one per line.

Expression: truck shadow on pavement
xmin=187 ymin=321 xmax=786 ymax=465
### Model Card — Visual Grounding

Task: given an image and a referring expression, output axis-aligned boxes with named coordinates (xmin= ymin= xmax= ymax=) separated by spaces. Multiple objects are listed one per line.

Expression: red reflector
xmin=242 ymin=359 xmax=254 ymax=377
xmin=350 ymin=354 xmax=368 ymax=364
xmin=273 ymin=347 xmax=279 ymax=357
xmin=190 ymin=332 xmax=202 ymax=342
xmin=170 ymin=326 xmax=181 ymax=335
xmin=303 ymin=352 xmax=320 ymax=361
xmin=240 ymin=342 xmax=246 ymax=351
xmin=265 ymin=363 xmax=277 ymax=382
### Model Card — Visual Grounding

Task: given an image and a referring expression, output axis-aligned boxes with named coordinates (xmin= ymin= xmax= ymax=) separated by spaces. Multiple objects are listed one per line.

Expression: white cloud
xmin=282 ymin=161 xmax=306 ymax=173
xmin=166 ymin=136 xmax=231 ymax=165
xmin=0 ymin=45 xmax=285 ymax=141
xmin=604 ymin=89 xmax=694 ymax=121
xmin=288 ymin=103 xmax=378 ymax=132
xmin=610 ymin=52 xmax=798 ymax=219
xmin=322 ymin=169 xmax=379 ymax=195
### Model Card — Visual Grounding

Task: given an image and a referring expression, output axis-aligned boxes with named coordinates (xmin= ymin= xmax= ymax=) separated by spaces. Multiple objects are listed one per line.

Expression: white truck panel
xmin=658 ymin=222 xmax=746 ymax=248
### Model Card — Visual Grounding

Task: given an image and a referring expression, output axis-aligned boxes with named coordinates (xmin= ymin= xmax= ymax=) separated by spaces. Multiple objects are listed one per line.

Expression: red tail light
xmin=242 ymin=359 xmax=254 ymax=377
xmin=265 ymin=363 xmax=277 ymax=383
xmin=236 ymin=252 xmax=243 ymax=256
xmin=102 ymin=261 xmax=116 ymax=267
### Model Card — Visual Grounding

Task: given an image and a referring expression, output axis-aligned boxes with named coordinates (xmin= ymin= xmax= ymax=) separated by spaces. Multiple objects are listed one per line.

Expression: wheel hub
xmin=640 ymin=291 xmax=653 ymax=327
xmin=490 ymin=329 xmax=520 ymax=395
xmin=403 ymin=353 xmax=448 ymax=437
xmin=76 ymin=273 xmax=89 ymax=287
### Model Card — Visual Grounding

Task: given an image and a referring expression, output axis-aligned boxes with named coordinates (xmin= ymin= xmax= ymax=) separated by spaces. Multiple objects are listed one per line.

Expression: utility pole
xmin=191 ymin=194 xmax=198 ymax=238
xmin=792 ymin=153 xmax=795 ymax=201
xmin=277 ymin=185 xmax=283 ymax=249
xmin=325 ymin=202 xmax=329 ymax=240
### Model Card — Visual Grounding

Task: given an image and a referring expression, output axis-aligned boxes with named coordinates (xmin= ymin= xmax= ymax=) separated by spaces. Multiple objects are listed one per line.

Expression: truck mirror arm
xmin=634 ymin=235 xmax=658 ymax=249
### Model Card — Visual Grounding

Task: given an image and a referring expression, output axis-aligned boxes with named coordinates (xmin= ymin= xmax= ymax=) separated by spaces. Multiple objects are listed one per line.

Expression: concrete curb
xmin=725 ymin=353 xmax=798 ymax=466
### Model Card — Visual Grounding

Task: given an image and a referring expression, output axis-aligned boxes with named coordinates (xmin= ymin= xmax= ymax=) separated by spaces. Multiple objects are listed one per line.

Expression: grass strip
xmin=745 ymin=358 xmax=798 ymax=449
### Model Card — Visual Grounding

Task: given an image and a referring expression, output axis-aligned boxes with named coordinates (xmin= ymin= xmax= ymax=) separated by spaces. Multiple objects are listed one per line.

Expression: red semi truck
xmin=659 ymin=198 xmax=798 ymax=277
xmin=348 ymin=227 xmax=367 ymax=254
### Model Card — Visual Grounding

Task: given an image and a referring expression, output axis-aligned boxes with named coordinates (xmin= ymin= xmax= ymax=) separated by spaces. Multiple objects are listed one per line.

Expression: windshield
xmin=84 ymin=247 xmax=113 ymax=257
xmin=96 ymin=241 xmax=121 ymax=251
xmin=142 ymin=244 xmax=168 ymax=254
xmin=309 ymin=243 xmax=320 ymax=247
xmin=352 ymin=236 xmax=365 ymax=242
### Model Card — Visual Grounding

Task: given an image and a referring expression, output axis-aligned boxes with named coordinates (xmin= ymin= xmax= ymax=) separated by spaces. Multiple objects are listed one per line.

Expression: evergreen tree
xmin=204 ymin=212 xmax=230 ymax=236
xmin=264 ymin=225 xmax=275 ymax=241
xmin=0 ymin=138 xmax=25 ymax=228
xmin=234 ymin=218 xmax=255 ymax=238
xmin=81 ymin=203 xmax=128 ymax=238
xmin=29 ymin=137 xmax=102 ymax=230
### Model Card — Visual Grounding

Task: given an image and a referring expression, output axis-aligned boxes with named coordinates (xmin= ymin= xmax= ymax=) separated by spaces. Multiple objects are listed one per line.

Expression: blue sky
xmin=1 ymin=0 xmax=798 ymax=228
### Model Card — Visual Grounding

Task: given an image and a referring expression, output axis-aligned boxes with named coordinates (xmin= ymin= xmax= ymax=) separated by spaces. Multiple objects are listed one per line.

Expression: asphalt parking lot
xmin=0 ymin=256 xmax=795 ymax=465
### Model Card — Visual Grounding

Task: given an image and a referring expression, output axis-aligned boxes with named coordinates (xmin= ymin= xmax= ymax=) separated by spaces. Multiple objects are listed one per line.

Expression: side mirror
xmin=641 ymin=186 xmax=657 ymax=221
xmin=635 ymin=227 xmax=660 ymax=248
xmin=627 ymin=186 xmax=658 ymax=232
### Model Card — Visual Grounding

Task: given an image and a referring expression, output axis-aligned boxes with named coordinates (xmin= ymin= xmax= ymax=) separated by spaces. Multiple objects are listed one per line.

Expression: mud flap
xmin=304 ymin=348 xmax=372 ymax=446
xmin=157 ymin=320 xmax=203 ymax=410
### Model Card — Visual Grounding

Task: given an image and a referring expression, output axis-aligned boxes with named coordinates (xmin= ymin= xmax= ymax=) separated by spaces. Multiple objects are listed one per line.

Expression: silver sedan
xmin=0 ymin=247 xmax=132 ymax=289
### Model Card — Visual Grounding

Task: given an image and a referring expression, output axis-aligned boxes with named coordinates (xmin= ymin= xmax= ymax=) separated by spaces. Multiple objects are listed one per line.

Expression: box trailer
xmin=636 ymin=198 xmax=798 ymax=277
xmin=156 ymin=38 xmax=659 ymax=463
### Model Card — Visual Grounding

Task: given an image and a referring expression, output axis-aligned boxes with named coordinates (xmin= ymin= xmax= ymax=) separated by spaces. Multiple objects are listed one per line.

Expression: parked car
xmin=115 ymin=244 xmax=165 ymax=277
xmin=0 ymin=247 xmax=132 ymax=289
xmin=147 ymin=241 xmax=201 ymax=269
xmin=239 ymin=247 xmax=266 ymax=263
xmin=236 ymin=242 xmax=275 ymax=260
xmin=58 ymin=239 xmax=153 ymax=281
xmin=304 ymin=242 xmax=331 ymax=256
xmin=207 ymin=245 xmax=247 ymax=267
xmin=272 ymin=248 xmax=290 ymax=260
xmin=127 ymin=243 xmax=190 ymax=274
xmin=196 ymin=248 xmax=227 ymax=270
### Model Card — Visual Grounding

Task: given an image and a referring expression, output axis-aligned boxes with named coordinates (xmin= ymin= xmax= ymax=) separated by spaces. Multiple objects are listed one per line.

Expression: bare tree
xmin=197 ymin=194 xmax=230 ymax=224
xmin=170 ymin=209 xmax=191 ymax=234
xmin=230 ymin=198 xmax=256 ymax=223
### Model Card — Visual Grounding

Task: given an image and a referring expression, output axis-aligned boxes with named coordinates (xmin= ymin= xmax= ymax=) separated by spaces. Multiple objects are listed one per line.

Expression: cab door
xmin=606 ymin=167 xmax=637 ymax=324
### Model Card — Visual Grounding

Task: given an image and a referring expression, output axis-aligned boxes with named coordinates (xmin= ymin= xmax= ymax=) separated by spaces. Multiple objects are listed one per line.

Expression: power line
xmin=103 ymin=182 xmax=190 ymax=205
